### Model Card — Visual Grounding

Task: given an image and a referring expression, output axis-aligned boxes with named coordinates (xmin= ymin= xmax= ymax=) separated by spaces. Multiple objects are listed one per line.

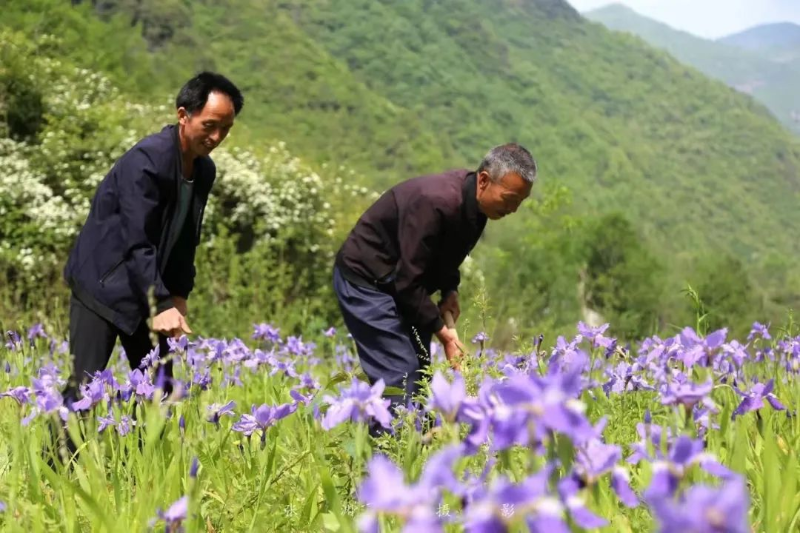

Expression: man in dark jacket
xmin=333 ymin=143 xmax=537 ymax=413
xmin=62 ymin=72 xmax=243 ymax=403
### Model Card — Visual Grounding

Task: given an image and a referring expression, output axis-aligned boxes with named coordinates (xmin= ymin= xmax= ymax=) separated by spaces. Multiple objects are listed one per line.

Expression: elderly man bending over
xmin=332 ymin=143 xmax=537 ymax=415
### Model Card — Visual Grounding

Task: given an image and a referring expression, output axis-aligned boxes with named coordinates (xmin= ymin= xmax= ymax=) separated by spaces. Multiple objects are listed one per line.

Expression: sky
xmin=566 ymin=0 xmax=800 ymax=39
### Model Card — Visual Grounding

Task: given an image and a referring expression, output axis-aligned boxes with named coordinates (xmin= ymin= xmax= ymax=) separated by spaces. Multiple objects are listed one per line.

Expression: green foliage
xmin=686 ymin=253 xmax=763 ymax=338
xmin=583 ymin=213 xmax=664 ymax=340
xmin=2 ymin=0 xmax=800 ymax=344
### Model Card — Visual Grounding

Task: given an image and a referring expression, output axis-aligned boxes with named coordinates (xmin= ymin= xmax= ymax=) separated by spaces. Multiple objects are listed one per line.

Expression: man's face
xmin=177 ymin=91 xmax=236 ymax=157
xmin=476 ymin=170 xmax=532 ymax=220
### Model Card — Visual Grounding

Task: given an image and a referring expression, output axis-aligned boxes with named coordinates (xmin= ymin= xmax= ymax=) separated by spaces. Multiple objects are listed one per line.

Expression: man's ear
xmin=477 ymin=171 xmax=491 ymax=191
xmin=177 ymin=107 xmax=190 ymax=125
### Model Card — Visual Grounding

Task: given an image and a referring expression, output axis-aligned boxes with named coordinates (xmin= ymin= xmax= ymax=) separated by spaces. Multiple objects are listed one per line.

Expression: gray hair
xmin=477 ymin=143 xmax=538 ymax=184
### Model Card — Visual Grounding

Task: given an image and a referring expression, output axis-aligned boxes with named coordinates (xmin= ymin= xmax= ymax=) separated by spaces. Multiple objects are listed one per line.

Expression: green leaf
xmin=382 ymin=386 xmax=405 ymax=397
xmin=322 ymin=512 xmax=341 ymax=532
xmin=301 ymin=482 xmax=321 ymax=525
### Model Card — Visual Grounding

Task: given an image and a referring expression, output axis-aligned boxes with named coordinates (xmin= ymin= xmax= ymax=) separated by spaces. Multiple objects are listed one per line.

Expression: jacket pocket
xmin=99 ymin=258 xmax=125 ymax=287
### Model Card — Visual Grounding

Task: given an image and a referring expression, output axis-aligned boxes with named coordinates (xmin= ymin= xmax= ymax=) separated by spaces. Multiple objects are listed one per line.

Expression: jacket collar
xmin=462 ymin=171 xmax=487 ymax=232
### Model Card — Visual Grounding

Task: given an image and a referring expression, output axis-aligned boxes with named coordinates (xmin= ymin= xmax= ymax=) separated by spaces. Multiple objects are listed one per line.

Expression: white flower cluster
xmin=211 ymin=144 xmax=336 ymax=250
xmin=0 ymin=138 xmax=74 ymax=232
xmin=0 ymin=139 xmax=75 ymax=270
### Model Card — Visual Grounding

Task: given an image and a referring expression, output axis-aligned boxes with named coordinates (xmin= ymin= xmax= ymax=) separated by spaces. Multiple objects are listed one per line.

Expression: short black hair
xmin=175 ymin=71 xmax=244 ymax=116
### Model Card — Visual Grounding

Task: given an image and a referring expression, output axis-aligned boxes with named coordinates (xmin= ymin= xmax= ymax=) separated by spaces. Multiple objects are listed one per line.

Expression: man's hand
xmin=435 ymin=324 xmax=465 ymax=371
xmin=152 ymin=307 xmax=192 ymax=338
xmin=439 ymin=291 xmax=460 ymax=323
xmin=173 ymin=296 xmax=188 ymax=316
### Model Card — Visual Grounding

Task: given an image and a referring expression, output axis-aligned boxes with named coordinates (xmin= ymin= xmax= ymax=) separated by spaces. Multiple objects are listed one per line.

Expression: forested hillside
xmin=4 ymin=0 xmax=800 ymax=343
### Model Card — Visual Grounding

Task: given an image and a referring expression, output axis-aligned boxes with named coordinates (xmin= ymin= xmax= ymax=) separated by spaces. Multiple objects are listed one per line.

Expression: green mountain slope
xmin=6 ymin=1 xmax=800 ymax=271
xmin=585 ymin=3 xmax=800 ymax=135
xmin=2 ymin=0 xmax=454 ymax=185
xmin=276 ymin=0 xmax=800 ymax=262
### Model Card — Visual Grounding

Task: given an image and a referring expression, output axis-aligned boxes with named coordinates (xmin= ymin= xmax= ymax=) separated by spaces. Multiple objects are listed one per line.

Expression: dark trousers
xmin=63 ymin=293 xmax=172 ymax=406
xmin=332 ymin=265 xmax=433 ymax=413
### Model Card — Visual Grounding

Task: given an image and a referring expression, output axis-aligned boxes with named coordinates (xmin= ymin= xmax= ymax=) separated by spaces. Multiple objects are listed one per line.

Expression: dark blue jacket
xmin=64 ymin=124 xmax=216 ymax=336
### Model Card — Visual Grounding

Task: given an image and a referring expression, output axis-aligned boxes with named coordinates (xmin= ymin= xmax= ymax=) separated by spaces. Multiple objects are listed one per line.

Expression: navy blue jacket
xmin=64 ymin=124 xmax=216 ymax=336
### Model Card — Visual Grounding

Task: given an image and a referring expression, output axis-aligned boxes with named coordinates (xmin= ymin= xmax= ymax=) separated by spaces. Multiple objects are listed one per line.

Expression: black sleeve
xmin=440 ymin=268 xmax=460 ymax=297
xmin=393 ymin=197 xmax=445 ymax=334
xmin=117 ymin=148 xmax=174 ymax=314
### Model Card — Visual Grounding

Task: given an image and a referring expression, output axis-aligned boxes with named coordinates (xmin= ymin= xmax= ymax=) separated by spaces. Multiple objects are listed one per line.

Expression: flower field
xmin=0 ymin=318 xmax=798 ymax=532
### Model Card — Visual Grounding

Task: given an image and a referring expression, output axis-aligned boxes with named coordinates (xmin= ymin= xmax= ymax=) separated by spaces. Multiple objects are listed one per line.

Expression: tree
xmin=583 ymin=212 xmax=664 ymax=340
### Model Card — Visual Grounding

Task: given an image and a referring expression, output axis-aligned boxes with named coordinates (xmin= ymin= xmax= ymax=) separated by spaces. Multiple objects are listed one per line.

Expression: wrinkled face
xmin=476 ymin=170 xmax=532 ymax=220
xmin=177 ymin=91 xmax=236 ymax=157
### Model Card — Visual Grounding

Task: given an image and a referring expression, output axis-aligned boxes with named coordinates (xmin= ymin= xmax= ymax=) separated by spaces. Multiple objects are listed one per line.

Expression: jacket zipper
xmin=99 ymin=258 xmax=125 ymax=286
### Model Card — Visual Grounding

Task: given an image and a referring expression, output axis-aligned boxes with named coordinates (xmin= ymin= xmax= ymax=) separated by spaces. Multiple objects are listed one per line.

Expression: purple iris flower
xmin=747 ymin=322 xmax=771 ymax=342
xmin=693 ymin=398 xmax=721 ymax=436
xmin=269 ymin=356 xmax=299 ymax=379
xmin=577 ymin=321 xmax=614 ymax=349
xmin=91 ymin=369 xmax=120 ymax=390
xmin=732 ymin=379 xmax=786 ymax=418
xmin=282 ymin=336 xmax=309 ymax=357
xmin=190 ymin=369 xmax=212 ymax=391
xmin=126 ymin=369 xmax=155 ymax=401
xmin=577 ymin=321 xmax=609 ymax=340
xmin=660 ymin=375 xmax=713 ymax=410
xmin=0 ymin=386 xmax=31 ymax=406
xmin=117 ymin=415 xmax=135 ymax=436
xmin=153 ymin=495 xmax=188 ymax=533
xmin=464 ymin=466 xmax=569 ymax=533
xmin=574 ymin=439 xmax=621 ymax=483
xmin=232 ymin=402 xmax=298 ymax=443
xmin=627 ymin=422 xmax=673 ymax=464
xmin=321 ymin=378 xmax=393 ymax=431
xmin=5 ymin=330 xmax=21 ymax=351
xmin=139 ymin=345 xmax=161 ymax=370
xmin=472 ymin=332 xmax=489 ymax=344
xmin=611 ymin=467 xmax=640 ymax=508
xmin=649 ymin=475 xmax=749 ymax=533
xmin=548 ymin=337 xmax=591 ymax=375
xmin=323 ymin=327 xmax=337 ymax=338
xmin=720 ymin=340 xmax=749 ymax=368
xmin=644 ymin=435 xmax=734 ymax=500
xmin=334 ymin=345 xmax=359 ymax=372
xmin=559 ymin=434 xmax=639 ymax=515
xmin=70 ymin=379 xmax=109 ymax=411
xmin=27 ymin=323 xmax=47 ymax=344
xmin=97 ymin=413 xmax=116 ymax=433
xmin=244 ymin=348 xmax=274 ymax=371
xmin=297 ymin=372 xmax=320 ymax=391
xmin=487 ymin=370 xmax=596 ymax=448
xmin=206 ymin=400 xmax=237 ymax=427
xmin=27 ymin=372 xmax=67 ymax=423
xmin=189 ymin=457 xmax=199 ymax=479
xmin=167 ymin=335 xmax=189 ymax=354
xmin=426 ymin=371 xmax=466 ymax=423
xmin=224 ymin=367 xmax=243 ymax=388
xmin=252 ymin=323 xmax=281 ymax=343
xmin=603 ymin=361 xmax=653 ymax=396
xmin=356 ymin=454 xmax=446 ymax=533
